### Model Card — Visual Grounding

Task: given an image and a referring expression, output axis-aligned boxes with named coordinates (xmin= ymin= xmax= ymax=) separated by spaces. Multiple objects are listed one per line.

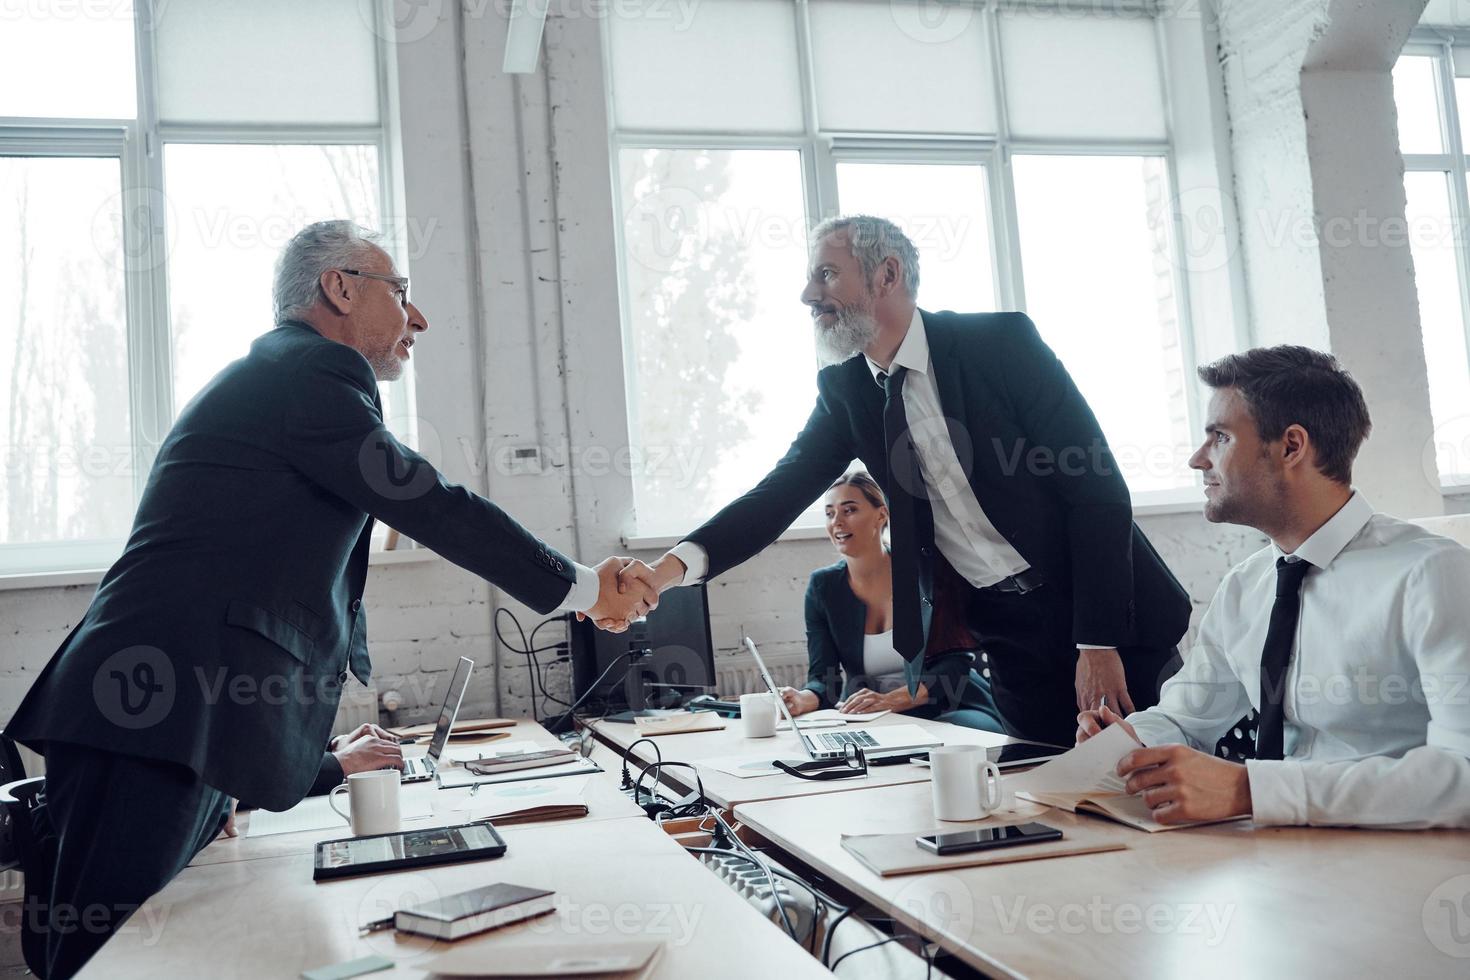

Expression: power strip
xmin=693 ymin=848 xmax=950 ymax=978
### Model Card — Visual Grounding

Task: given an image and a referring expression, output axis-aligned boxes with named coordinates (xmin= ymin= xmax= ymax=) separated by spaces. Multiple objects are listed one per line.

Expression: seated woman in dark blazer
xmin=777 ymin=472 xmax=1003 ymax=731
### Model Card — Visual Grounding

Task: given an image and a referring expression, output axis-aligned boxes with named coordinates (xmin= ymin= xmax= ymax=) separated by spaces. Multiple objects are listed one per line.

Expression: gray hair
xmin=809 ymin=215 xmax=920 ymax=297
xmin=273 ymin=220 xmax=383 ymax=323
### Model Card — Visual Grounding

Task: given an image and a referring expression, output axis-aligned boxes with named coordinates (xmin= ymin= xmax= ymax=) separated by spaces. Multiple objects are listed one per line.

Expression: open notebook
xmin=1011 ymin=725 xmax=1246 ymax=833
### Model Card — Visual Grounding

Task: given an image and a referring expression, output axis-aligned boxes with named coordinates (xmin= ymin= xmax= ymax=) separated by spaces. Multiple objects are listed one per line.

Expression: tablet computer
xmin=313 ymin=820 xmax=508 ymax=882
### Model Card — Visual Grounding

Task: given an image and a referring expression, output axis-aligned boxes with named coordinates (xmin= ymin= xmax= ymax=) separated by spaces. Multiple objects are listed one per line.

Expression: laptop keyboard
xmin=815 ymin=730 xmax=878 ymax=750
xmin=404 ymin=756 xmax=436 ymax=777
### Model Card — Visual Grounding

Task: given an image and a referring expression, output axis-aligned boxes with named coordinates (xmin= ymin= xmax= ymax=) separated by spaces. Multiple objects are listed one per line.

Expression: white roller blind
xmin=809 ymin=1 xmax=996 ymax=134
xmin=1000 ymin=13 xmax=1166 ymax=141
xmin=606 ymin=0 xmax=803 ymax=133
xmin=155 ymin=0 xmax=380 ymax=126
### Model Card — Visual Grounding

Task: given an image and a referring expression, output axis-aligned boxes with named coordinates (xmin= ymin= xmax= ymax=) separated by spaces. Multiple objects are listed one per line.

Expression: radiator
xmin=332 ymin=679 xmax=381 ymax=737
xmin=715 ymin=653 xmax=807 ymax=697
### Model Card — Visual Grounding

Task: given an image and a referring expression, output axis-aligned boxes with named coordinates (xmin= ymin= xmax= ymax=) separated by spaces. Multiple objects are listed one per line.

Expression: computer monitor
xmin=569 ymin=583 xmax=716 ymax=716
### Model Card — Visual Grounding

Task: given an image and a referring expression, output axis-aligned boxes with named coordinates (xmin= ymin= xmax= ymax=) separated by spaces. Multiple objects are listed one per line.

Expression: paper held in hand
xmin=1009 ymin=725 xmax=1244 ymax=833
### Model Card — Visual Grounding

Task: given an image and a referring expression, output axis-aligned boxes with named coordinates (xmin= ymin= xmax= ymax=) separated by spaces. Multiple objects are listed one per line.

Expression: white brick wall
xmin=2 ymin=0 xmax=1446 ymax=740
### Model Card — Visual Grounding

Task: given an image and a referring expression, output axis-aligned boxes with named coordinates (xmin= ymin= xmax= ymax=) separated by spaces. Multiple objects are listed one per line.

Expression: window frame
xmin=606 ymin=0 xmax=1208 ymax=541
xmin=0 ymin=0 xmax=409 ymax=577
xmin=1400 ymin=30 xmax=1470 ymax=492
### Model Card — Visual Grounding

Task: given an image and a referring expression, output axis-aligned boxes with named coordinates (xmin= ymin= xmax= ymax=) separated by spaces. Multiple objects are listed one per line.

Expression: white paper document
xmin=776 ymin=708 xmax=890 ymax=730
xmin=435 ymin=756 xmax=601 ymax=789
xmin=450 ymin=775 xmax=593 ymax=820
xmin=442 ymin=740 xmax=544 ymax=764
xmin=245 ymin=792 xmax=434 ymax=838
xmin=1007 ymin=724 xmax=1138 ymax=798
xmin=696 ymin=752 xmax=809 ymax=780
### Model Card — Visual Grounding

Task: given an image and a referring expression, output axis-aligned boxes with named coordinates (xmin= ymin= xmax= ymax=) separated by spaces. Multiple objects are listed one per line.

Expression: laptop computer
xmin=742 ymin=637 xmax=942 ymax=762
xmin=401 ymin=656 xmax=474 ymax=783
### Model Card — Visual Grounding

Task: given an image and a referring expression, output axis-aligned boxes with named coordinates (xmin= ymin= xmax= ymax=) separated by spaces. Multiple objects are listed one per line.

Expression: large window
xmin=0 ymin=1 xmax=406 ymax=575
xmin=1395 ymin=36 xmax=1470 ymax=487
xmin=607 ymin=0 xmax=1197 ymax=537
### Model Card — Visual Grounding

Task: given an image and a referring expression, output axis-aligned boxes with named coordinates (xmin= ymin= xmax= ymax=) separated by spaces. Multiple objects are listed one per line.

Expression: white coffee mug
xmin=740 ymin=692 xmax=778 ymax=738
xmin=329 ymin=769 xmax=402 ymax=836
xmin=929 ymin=744 xmax=1003 ymax=821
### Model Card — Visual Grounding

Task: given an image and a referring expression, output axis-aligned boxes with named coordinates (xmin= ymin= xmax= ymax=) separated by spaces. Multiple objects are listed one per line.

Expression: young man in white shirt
xmin=1077 ymin=345 xmax=1470 ymax=829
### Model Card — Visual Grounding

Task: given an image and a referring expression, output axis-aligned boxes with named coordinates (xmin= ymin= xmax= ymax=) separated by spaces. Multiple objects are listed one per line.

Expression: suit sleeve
xmin=683 ymin=375 xmax=855 ymax=581
xmin=803 ymin=575 xmax=845 ymax=710
xmin=281 ymin=342 xmax=576 ymax=614
xmin=992 ymin=314 xmax=1136 ymax=646
xmin=308 ymin=751 xmax=345 ymax=797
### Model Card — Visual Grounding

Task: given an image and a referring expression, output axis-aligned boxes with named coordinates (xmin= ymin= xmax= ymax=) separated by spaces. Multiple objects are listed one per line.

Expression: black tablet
xmin=313 ymin=820 xmax=508 ymax=882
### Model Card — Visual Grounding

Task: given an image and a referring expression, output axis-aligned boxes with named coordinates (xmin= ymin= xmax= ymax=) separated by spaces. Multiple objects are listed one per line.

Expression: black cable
xmin=635 ymin=760 xmax=706 ymax=818
xmin=830 ymin=934 xmax=931 ymax=977
xmin=624 ymin=737 xmax=662 ymax=796
xmin=820 ymin=904 xmax=858 ymax=966
xmin=544 ymin=651 xmax=640 ymax=732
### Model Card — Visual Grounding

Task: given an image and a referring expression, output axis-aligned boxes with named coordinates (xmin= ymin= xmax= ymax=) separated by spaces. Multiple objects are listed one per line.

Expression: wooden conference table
xmin=82 ymin=720 xmax=835 ymax=979
xmin=595 ymin=712 xmax=1469 ymax=979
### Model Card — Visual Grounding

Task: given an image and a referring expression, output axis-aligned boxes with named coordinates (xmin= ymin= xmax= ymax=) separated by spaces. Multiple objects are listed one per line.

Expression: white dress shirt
xmin=557 ymin=562 xmax=601 ymax=614
xmin=670 ymin=310 xmax=1121 ymax=640
xmin=1128 ymin=492 xmax=1470 ymax=828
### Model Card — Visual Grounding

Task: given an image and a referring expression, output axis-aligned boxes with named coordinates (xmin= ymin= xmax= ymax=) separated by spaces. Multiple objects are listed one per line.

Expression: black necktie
xmin=880 ymin=368 xmax=924 ymax=663
xmin=1256 ymin=557 xmax=1311 ymax=760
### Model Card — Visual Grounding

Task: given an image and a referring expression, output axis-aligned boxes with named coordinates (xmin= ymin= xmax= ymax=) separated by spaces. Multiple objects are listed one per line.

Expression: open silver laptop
xmin=401 ymin=656 xmax=474 ymax=783
xmin=742 ymin=637 xmax=941 ymax=762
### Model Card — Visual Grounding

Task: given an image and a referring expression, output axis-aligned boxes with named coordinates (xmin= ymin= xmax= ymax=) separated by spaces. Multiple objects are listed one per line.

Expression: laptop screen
xmin=426 ymin=657 xmax=474 ymax=762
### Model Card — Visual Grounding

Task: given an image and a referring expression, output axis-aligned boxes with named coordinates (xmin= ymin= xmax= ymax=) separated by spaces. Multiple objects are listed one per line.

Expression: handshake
xmin=577 ymin=554 xmax=687 ymax=632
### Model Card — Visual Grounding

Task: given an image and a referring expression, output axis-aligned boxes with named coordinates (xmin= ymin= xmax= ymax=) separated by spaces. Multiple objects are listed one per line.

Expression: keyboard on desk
xmin=813 ymin=730 xmax=878 ymax=751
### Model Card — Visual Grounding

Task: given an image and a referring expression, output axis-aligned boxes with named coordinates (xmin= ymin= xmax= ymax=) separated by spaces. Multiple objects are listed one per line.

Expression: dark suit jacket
xmin=803 ymin=561 xmax=973 ymax=709
xmin=7 ymin=322 xmax=576 ymax=810
xmin=685 ymin=310 xmax=1190 ymax=653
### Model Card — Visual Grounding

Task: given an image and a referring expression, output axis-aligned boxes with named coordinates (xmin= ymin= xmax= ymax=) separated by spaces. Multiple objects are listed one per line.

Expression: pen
xmin=359 ymin=916 xmax=396 ymax=934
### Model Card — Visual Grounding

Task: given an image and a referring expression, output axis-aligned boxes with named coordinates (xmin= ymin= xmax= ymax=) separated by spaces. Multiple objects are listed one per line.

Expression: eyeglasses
xmin=340 ymin=268 xmax=410 ymax=306
xmin=773 ymin=741 xmax=869 ymax=781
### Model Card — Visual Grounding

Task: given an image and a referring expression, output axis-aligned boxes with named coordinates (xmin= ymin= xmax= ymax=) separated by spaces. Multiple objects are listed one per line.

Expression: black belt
xmin=981 ymin=567 xmax=1045 ymax=595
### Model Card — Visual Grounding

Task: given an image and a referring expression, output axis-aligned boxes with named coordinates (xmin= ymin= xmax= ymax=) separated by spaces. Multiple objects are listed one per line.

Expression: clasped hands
xmin=578 ymin=555 xmax=684 ymax=632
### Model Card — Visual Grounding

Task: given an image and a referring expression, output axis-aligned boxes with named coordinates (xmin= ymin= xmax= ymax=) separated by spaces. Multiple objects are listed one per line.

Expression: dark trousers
xmin=25 ymin=742 xmax=229 ymax=979
xmin=967 ymin=583 xmax=1182 ymax=746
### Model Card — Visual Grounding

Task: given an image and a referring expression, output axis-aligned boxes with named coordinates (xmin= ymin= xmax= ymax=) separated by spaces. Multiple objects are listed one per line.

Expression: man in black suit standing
xmin=6 ymin=220 xmax=654 ymax=978
xmin=618 ymin=215 xmax=1190 ymax=747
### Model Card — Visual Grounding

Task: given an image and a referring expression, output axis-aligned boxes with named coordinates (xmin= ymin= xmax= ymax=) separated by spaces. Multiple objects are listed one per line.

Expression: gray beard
xmin=814 ymin=308 xmax=879 ymax=366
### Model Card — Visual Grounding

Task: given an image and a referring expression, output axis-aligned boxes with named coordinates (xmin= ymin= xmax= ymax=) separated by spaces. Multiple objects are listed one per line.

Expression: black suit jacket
xmin=685 ymin=310 xmax=1190 ymax=652
xmin=803 ymin=561 xmax=974 ymax=708
xmin=7 ymin=322 xmax=576 ymax=810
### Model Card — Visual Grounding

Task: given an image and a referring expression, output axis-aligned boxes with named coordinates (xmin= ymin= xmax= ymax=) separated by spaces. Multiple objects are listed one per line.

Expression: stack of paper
xmin=245 ymin=794 xmax=434 ymax=838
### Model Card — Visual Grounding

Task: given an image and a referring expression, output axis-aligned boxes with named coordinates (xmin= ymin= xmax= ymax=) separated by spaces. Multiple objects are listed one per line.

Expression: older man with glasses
xmin=5 ymin=220 xmax=656 ymax=978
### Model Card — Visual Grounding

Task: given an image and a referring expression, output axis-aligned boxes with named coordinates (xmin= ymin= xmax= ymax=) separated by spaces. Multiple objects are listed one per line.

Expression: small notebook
xmin=395 ymin=882 xmax=555 ymax=940
xmin=428 ymin=938 xmax=665 ymax=978
xmin=632 ymin=711 xmax=726 ymax=737
xmin=840 ymin=826 xmax=1126 ymax=877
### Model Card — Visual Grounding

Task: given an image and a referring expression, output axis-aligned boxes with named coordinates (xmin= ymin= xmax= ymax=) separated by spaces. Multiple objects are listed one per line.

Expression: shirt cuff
xmin=667 ymin=541 xmax=706 ymax=585
xmin=556 ymin=562 xmax=602 ymax=614
xmin=1245 ymin=759 xmax=1307 ymax=825
xmin=1076 ymin=644 xmax=1113 ymax=650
